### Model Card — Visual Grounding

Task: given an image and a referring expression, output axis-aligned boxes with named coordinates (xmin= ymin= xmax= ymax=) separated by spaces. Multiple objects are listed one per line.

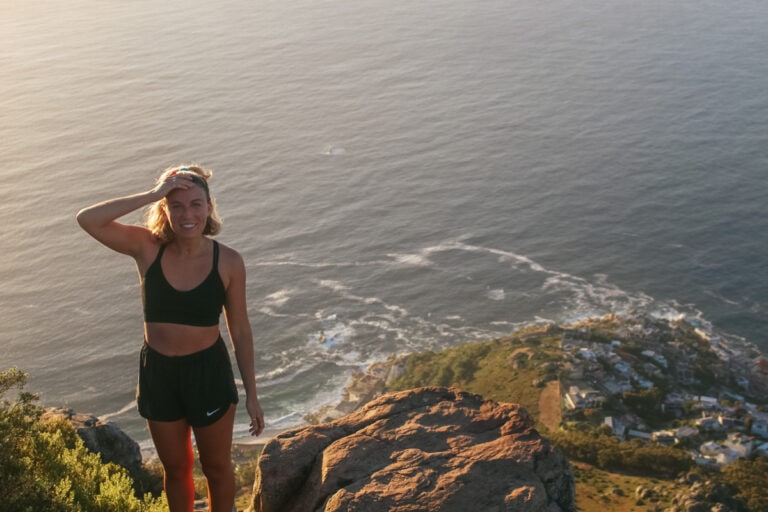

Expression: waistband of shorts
xmin=142 ymin=335 xmax=225 ymax=363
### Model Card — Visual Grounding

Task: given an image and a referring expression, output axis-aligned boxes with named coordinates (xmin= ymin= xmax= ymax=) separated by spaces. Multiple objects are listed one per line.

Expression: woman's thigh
xmin=147 ymin=419 xmax=194 ymax=472
xmin=193 ymin=404 xmax=236 ymax=472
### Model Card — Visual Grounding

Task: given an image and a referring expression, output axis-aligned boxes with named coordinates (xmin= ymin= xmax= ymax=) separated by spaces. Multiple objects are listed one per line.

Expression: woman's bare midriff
xmin=144 ymin=323 xmax=221 ymax=356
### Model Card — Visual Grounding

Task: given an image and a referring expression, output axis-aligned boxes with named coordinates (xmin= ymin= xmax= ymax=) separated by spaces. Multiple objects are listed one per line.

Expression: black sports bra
xmin=142 ymin=241 xmax=226 ymax=327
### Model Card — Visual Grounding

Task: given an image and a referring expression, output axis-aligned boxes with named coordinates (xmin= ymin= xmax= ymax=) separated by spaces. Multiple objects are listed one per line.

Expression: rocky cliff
xmin=249 ymin=387 xmax=575 ymax=512
xmin=42 ymin=407 xmax=143 ymax=478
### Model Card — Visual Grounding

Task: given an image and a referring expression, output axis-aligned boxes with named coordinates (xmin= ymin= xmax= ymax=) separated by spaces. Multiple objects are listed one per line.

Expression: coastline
xmin=138 ymin=311 xmax=767 ymax=467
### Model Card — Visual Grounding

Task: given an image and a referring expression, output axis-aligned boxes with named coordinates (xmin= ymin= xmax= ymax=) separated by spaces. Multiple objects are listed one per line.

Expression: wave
xmin=98 ymin=400 xmax=136 ymax=421
xmin=226 ymin=237 xmax=765 ymax=445
xmin=257 ymin=237 xmax=757 ymax=349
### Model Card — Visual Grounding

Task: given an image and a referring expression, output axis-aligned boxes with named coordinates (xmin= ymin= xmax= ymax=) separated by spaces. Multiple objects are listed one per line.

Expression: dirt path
xmin=539 ymin=380 xmax=562 ymax=432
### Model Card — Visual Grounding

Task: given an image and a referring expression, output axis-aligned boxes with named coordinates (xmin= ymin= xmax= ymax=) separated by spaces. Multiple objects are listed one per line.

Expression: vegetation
xmin=387 ymin=330 xmax=562 ymax=422
xmin=572 ymin=463 xmax=677 ymax=512
xmin=722 ymin=458 xmax=768 ymax=512
xmin=385 ymin=316 xmax=768 ymax=511
xmin=0 ymin=367 xmax=167 ymax=512
xmin=550 ymin=427 xmax=694 ymax=477
xmin=6 ymin=314 xmax=767 ymax=511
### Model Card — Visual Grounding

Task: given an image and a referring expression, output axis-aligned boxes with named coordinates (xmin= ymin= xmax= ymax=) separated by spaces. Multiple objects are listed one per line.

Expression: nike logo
xmin=206 ymin=408 xmax=221 ymax=417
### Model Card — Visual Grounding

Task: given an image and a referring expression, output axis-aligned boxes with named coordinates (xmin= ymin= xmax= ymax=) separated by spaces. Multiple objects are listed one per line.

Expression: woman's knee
xmin=161 ymin=455 xmax=195 ymax=480
xmin=156 ymin=443 xmax=194 ymax=479
xmin=199 ymin=456 xmax=234 ymax=481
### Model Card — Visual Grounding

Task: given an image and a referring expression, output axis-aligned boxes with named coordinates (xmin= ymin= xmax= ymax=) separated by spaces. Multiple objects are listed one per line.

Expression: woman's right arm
xmin=77 ymin=174 xmax=195 ymax=257
xmin=76 ymin=190 xmax=163 ymax=257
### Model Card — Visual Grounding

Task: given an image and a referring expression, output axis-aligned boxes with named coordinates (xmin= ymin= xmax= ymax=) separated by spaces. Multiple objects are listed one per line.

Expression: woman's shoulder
xmin=135 ymin=233 xmax=164 ymax=275
xmin=214 ymin=239 xmax=246 ymax=269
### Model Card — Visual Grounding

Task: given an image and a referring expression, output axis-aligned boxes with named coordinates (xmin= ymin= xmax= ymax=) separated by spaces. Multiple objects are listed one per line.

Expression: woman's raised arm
xmin=76 ymin=174 xmax=192 ymax=257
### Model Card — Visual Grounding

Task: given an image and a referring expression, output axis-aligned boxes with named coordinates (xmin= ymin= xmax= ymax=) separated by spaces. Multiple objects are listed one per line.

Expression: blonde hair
xmin=145 ymin=164 xmax=223 ymax=243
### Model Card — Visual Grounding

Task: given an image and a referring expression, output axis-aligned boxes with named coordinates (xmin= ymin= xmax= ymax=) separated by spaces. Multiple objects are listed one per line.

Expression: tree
xmin=722 ymin=459 xmax=768 ymax=512
xmin=0 ymin=367 xmax=167 ymax=511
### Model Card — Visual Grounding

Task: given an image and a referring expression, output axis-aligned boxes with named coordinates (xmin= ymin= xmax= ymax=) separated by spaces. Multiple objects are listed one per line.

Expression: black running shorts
xmin=137 ymin=337 xmax=239 ymax=427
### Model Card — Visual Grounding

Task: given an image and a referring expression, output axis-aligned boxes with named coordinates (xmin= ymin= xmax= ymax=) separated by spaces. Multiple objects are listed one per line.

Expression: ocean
xmin=2 ymin=0 xmax=766 ymax=446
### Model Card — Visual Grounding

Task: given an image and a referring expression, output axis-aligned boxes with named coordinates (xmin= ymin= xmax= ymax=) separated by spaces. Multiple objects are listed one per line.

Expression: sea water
xmin=2 ymin=0 xmax=767 ymax=444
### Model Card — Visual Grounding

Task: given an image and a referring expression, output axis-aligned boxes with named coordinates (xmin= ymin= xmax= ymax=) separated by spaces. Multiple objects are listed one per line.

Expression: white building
xmin=751 ymin=418 xmax=768 ymax=439
xmin=724 ymin=432 xmax=754 ymax=459
xmin=641 ymin=349 xmax=668 ymax=368
xmin=564 ymin=386 xmax=605 ymax=410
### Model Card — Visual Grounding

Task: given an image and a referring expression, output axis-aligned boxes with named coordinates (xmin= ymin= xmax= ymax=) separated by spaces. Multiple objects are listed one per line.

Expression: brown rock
xmin=250 ymin=387 xmax=575 ymax=512
xmin=42 ymin=407 xmax=142 ymax=477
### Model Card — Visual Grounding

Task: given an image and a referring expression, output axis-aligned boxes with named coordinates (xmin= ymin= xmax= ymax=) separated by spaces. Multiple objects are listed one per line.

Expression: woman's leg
xmin=193 ymin=404 xmax=236 ymax=512
xmin=147 ymin=419 xmax=195 ymax=512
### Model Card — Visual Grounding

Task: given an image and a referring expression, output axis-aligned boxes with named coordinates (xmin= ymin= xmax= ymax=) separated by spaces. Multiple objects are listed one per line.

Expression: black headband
xmin=177 ymin=168 xmax=210 ymax=194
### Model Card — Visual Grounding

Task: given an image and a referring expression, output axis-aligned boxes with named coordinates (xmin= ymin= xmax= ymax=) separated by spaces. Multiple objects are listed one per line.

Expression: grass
xmin=385 ymin=327 xmax=694 ymax=510
xmin=387 ymin=330 xmax=562 ymax=430
xmin=573 ymin=462 xmax=677 ymax=512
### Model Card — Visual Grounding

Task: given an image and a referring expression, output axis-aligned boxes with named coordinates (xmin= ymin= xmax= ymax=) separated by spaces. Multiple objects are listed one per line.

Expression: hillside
xmin=315 ymin=314 xmax=768 ymax=511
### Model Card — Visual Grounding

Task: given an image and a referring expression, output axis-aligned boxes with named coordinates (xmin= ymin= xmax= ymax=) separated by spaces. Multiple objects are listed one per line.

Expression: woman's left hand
xmin=246 ymin=395 xmax=265 ymax=436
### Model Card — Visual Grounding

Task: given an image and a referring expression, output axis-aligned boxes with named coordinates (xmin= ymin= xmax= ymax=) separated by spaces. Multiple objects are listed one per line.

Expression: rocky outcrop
xmin=250 ymin=387 xmax=575 ymax=512
xmin=304 ymin=358 xmax=405 ymax=424
xmin=667 ymin=473 xmax=746 ymax=512
xmin=42 ymin=407 xmax=142 ymax=477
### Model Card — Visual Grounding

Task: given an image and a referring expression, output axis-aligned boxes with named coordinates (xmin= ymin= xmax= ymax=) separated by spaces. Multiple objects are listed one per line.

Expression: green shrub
xmin=0 ymin=367 xmax=167 ymax=512
xmin=390 ymin=342 xmax=492 ymax=390
xmin=551 ymin=427 xmax=693 ymax=478
xmin=722 ymin=459 xmax=768 ymax=512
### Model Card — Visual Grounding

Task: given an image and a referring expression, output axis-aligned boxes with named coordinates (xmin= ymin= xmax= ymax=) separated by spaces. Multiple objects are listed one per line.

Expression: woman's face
xmin=163 ymin=184 xmax=211 ymax=238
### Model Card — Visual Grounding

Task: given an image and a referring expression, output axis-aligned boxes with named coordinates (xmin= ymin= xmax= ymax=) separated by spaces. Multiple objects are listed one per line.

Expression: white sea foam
xmin=258 ymin=361 xmax=320 ymax=388
xmin=99 ymin=400 xmax=136 ymax=421
xmin=318 ymin=279 xmax=349 ymax=292
xmin=486 ymin=288 xmax=505 ymax=301
xmin=386 ymin=252 xmax=433 ymax=267
xmin=704 ymin=290 xmax=742 ymax=306
xmin=263 ymin=289 xmax=293 ymax=307
xmin=258 ymin=306 xmax=295 ymax=318
xmin=313 ymin=320 xmax=355 ymax=347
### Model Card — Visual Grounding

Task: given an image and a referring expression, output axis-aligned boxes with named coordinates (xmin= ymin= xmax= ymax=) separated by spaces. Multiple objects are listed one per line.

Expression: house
xmin=716 ymin=449 xmax=740 ymax=466
xmin=722 ymin=390 xmax=745 ymax=402
xmin=564 ymin=386 xmax=605 ymax=410
xmin=699 ymin=440 xmax=742 ymax=466
xmin=604 ymin=416 xmax=626 ymax=440
xmin=652 ymin=430 xmax=677 ymax=446
xmin=696 ymin=416 xmax=724 ymax=432
xmin=632 ymin=375 xmax=653 ymax=389
xmin=614 ymin=361 xmax=632 ymax=377
xmin=694 ymin=456 xmax=720 ymax=469
xmin=718 ymin=414 xmax=746 ymax=431
xmin=603 ymin=377 xmax=632 ymax=394
xmin=751 ymin=418 xmax=768 ymax=439
xmin=628 ymin=429 xmax=652 ymax=440
xmin=641 ymin=349 xmax=668 ymax=368
xmin=675 ymin=426 xmax=698 ymax=439
xmin=724 ymin=433 xmax=754 ymax=458
xmin=698 ymin=396 xmax=720 ymax=411
xmin=700 ymin=441 xmax=721 ymax=455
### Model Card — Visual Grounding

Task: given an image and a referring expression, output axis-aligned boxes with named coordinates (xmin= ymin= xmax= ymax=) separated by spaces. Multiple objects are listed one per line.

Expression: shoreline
xmin=135 ymin=311 xmax=767 ymax=466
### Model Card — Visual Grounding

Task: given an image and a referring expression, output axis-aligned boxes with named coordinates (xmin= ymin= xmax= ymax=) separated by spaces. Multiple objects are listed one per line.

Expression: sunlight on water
xmin=2 ymin=0 xmax=767 ymax=442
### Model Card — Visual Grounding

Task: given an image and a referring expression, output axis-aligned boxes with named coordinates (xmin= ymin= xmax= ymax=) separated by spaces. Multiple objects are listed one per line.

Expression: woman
xmin=76 ymin=165 xmax=264 ymax=512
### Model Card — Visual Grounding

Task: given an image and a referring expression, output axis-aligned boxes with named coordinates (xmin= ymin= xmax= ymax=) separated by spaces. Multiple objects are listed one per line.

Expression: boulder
xmin=250 ymin=387 xmax=575 ymax=512
xmin=42 ymin=407 xmax=142 ymax=477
